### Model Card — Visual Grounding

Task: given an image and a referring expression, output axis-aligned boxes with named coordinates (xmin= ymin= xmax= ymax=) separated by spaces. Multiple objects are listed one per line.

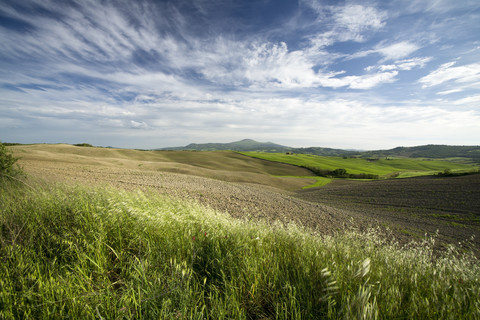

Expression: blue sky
xmin=1 ymin=0 xmax=479 ymax=149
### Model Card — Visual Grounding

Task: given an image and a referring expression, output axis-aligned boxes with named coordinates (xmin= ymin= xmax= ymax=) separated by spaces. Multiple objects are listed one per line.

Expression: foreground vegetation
xmin=1 ymin=180 xmax=479 ymax=319
xmin=241 ymin=152 xmax=477 ymax=179
xmin=0 ymin=141 xmax=23 ymax=183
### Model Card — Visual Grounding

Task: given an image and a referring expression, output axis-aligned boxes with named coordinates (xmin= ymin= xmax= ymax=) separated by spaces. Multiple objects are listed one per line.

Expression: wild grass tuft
xmin=1 ymin=181 xmax=479 ymax=319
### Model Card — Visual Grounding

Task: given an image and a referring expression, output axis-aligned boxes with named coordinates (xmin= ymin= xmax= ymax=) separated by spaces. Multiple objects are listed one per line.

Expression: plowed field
xmin=297 ymin=175 xmax=480 ymax=250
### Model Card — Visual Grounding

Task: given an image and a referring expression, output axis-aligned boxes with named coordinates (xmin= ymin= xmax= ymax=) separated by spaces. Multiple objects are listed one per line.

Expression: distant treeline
xmin=436 ymin=168 xmax=480 ymax=177
xmin=73 ymin=143 xmax=94 ymax=147
xmin=303 ymin=166 xmax=379 ymax=179
xmin=1 ymin=142 xmax=23 ymax=146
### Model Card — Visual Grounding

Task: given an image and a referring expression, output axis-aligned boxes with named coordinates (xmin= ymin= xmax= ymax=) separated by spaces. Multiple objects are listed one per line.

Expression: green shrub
xmin=303 ymin=166 xmax=378 ymax=179
xmin=437 ymin=168 xmax=480 ymax=177
xmin=73 ymin=143 xmax=94 ymax=147
xmin=0 ymin=141 xmax=22 ymax=182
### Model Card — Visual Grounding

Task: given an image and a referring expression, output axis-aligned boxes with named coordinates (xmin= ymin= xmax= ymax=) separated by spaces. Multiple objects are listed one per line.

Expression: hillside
xmin=360 ymin=144 xmax=480 ymax=162
xmin=160 ymin=139 xmax=289 ymax=152
xmin=10 ymin=144 xmax=315 ymax=191
xmin=9 ymin=143 xmax=351 ymax=233
xmin=241 ymin=152 xmax=477 ymax=179
xmin=159 ymin=139 xmax=480 ymax=162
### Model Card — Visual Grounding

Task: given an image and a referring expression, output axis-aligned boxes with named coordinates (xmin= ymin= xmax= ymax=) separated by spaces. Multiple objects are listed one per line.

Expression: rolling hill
xmin=360 ymin=144 xmax=480 ymax=162
xmin=159 ymin=139 xmax=289 ymax=152
xmin=160 ymin=140 xmax=480 ymax=162
xmin=10 ymin=143 xmax=315 ymax=191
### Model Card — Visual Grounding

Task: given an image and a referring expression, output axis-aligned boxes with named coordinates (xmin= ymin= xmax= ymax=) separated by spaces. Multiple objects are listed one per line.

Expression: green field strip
xmin=241 ymin=152 xmax=476 ymax=178
xmin=275 ymin=175 xmax=332 ymax=189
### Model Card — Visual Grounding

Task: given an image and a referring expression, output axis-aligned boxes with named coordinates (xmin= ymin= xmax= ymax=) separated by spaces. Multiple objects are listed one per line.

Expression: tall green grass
xmin=1 ymin=181 xmax=479 ymax=319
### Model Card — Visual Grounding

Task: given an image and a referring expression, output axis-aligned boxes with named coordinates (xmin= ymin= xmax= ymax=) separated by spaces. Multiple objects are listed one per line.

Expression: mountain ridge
xmin=159 ymin=140 xmax=480 ymax=162
xmin=160 ymin=139 xmax=289 ymax=152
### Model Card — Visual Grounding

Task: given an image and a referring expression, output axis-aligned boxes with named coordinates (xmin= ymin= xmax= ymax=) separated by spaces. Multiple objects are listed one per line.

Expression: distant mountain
xmin=290 ymin=147 xmax=355 ymax=157
xmin=160 ymin=139 xmax=290 ymax=152
xmin=160 ymin=139 xmax=353 ymax=155
xmin=159 ymin=140 xmax=480 ymax=162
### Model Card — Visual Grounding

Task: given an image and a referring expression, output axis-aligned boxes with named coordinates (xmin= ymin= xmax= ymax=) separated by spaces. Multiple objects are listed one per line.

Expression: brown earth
xmin=297 ymin=175 xmax=480 ymax=251
xmin=11 ymin=144 xmax=480 ymax=253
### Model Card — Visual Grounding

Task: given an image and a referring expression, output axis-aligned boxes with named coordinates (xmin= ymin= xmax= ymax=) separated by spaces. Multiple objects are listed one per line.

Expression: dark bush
xmin=332 ymin=168 xmax=347 ymax=177
xmin=302 ymin=165 xmax=378 ymax=179
xmin=73 ymin=143 xmax=93 ymax=147
xmin=437 ymin=168 xmax=480 ymax=177
xmin=0 ymin=141 xmax=23 ymax=181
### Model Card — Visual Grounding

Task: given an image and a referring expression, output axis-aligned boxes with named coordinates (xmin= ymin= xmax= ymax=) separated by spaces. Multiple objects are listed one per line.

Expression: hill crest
xmin=159 ymin=140 xmax=480 ymax=161
xmin=160 ymin=139 xmax=289 ymax=152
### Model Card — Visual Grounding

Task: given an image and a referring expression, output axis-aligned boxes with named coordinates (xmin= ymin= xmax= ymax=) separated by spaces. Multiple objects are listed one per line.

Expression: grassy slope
xmin=241 ymin=152 xmax=476 ymax=178
xmin=1 ymin=182 xmax=479 ymax=319
xmin=12 ymin=144 xmax=316 ymax=190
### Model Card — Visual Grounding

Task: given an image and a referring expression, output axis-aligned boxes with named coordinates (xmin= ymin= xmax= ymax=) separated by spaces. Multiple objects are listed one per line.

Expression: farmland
xmin=9 ymin=144 xmax=480 ymax=249
xmin=2 ymin=143 xmax=480 ymax=319
xmin=240 ymin=152 xmax=476 ymax=178
xmin=298 ymin=175 xmax=480 ymax=248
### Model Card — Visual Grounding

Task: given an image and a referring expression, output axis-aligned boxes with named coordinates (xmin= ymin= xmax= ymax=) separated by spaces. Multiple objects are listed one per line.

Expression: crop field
xmin=241 ymin=152 xmax=476 ymax=178
xmin=297 ymin=175 xmax=480 ymax=250
xmin=3 ymin=143 xmax=480 ymax=318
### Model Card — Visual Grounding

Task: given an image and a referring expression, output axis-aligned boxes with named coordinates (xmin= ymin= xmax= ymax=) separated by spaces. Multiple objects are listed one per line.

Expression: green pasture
xmin=241 ymin=152 xmax=476 ymax=178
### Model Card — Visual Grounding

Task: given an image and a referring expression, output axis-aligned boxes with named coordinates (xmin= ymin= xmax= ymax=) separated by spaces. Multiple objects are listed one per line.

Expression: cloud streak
xmin=1 ymin=0 xmax=479 ymax=149
xmin=419 ymin=62 xmax=480 ymax=88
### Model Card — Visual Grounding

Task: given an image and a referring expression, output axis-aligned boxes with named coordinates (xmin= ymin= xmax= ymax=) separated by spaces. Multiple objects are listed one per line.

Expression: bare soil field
xmin=12 ymin=144 xmax=314 ymax=191
xmin=297 ymin=175 xmax=480 ymax=250
xmin=12 ymin=144 xmax=480 ymax=252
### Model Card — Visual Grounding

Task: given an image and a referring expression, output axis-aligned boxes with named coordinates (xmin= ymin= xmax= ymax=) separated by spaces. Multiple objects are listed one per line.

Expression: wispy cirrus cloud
xmin=1 ymin=0 xmax=479 ymax=149
xmin=304 ymin=2 xmax=386 ymax=51
xmin=348 ymin=41 xmax=421 ymax=62
xmin=419 ymin=61 xmax=480 ymax=88
xmin=332 ymin=4 xmax=386 ymax=41
xmin=0 ymin=0 xmax=418 ymax=95
xmin=365 ymin=57 xmax=432 ymax=72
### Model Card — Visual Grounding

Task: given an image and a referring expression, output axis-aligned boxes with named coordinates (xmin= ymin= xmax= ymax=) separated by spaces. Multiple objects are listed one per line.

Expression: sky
xmin=0 ymin=0 xmax=479 ymax=150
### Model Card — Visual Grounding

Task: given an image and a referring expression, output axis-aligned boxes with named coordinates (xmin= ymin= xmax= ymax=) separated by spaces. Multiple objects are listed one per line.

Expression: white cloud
xmin=333 ymin=5 xmax=386 ymax=35
xmin=305 ymin=3 xmax=386 ymax=50
xmin=397 ymin=0 xmax=480 ymax=14
xmin=241 ymin=42 xmax=319 ymax=88
xmin=2 ymin=0 xmax=479 ymax=149
xmin=129 ymin=120 xmax=149 ymax=129
xmin=188 ymin=39 xmax=399 ymax=90
xmin=365 ymin=57 xmax=431 ymax=72
xmin=316 ymin=71 xmax=398 ymax=89
xmin=346 ymin=72 xmax=399 ymax=89
xmin=395 ymin=57 xmax=432 ymax=70
xmin=0 ymin=0 xmax=418 ymax=95
xmin=436 ymin=88 xmax=463 ymax=95
xmin=347 ymin=41 xmax=421 ymax=62
xmin=453 ymin=95 xmax=480 ymax=105
xmin=419 ymin=61 xmax=480 ymax=88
